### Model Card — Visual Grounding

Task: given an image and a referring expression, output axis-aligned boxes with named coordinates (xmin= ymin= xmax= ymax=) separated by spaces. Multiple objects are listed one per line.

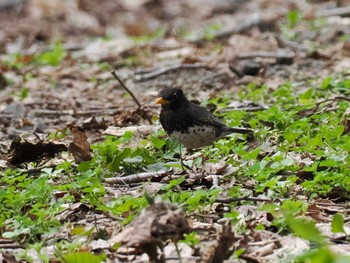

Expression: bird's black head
xmin=156 ymin=88 xmax=188 ymax=110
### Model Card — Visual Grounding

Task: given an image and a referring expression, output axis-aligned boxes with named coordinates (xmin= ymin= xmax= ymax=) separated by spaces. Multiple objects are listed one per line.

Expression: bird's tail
xmin=226 ymin=126 xmax=253 ymax=134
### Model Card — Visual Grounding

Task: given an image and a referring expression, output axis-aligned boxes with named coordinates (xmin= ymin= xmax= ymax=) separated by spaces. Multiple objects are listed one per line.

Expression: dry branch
xmin=237 ymin=51 xmax=295 ymax=60
xmin=111 ymin=70 xmax=142 ymax=109
xmin=313 ymin=96 xmax=350 ymax=113
xmin=316 ymin=6 xmax=350 ymax=17
xmin=215 ymin=196 xmax=282 ymax=203
xmin=111 ymin=70 xmax=153 ymax=124
xmin=135 ymin=63 xmax=211 ymax=81
xmin=103 ymin=170 xmax=168 ymax=185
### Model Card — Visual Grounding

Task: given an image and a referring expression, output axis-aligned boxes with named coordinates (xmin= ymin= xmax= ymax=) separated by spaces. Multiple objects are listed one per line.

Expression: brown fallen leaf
xmin=124 ymin=23 xmax=152 ymax=37
xmin=68 ymin=126 xmax=92 ymax=163
xmin=81 ymin=116 xmax=108 ymax=130
xmin=212 ymin=223 xmax=238 ymax=263
xmin=56 ymin=203 xmax=91 ymax=223
xmin=108 ymin=200 xmax=190 ymax=263
xmin=1 ymin=251 xmax=20 ymax=263
xmin=307 ymin=203 xmax=329 ymax=223
xmin=0 ymin=71 xmax=8 ymax=90
xmin=113 ymin=109 xmax=143 ymax=127
xmin=340 ymin=107 xmax=350 ymax=135
xmin=7 ymin=139 xmax=67 ymax=166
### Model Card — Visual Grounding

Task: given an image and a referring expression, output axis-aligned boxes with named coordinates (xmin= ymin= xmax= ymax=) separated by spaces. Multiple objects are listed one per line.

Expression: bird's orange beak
xmin=155 ymin=97 xmax=169 ymax=105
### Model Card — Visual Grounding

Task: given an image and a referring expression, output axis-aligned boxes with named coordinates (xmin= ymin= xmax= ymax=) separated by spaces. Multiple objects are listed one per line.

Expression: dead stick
xmin=111 ymin=70 xmax=142 ymax=109
xmin=248 ymin=237 xmax=287 ymax=246
xmin=215 ymin=196 xmax=282 ymax=203
xmin=315 ymin=202 xmax=349 ymax=208
xmin=0 ymin=244 xmax=25 ymax=249
xmin=135 ymin=63 xmax=211 ymax=81
xmin=111 ymin=70 xmax=153 ymax=124
xmin=221 ymin=106 xmax=268 ymax=112
xmin=103 ymin=170 xmax=168 ymax=185
xmin=314 ymin=95 xmax=350 ymax=113
xmin=237 ymin=51 xmax=295 ymax=60
xmin=316 ymin=96 xmax=350 ymax=106
xmin=316 ymin=6 xmax=350 ymax=17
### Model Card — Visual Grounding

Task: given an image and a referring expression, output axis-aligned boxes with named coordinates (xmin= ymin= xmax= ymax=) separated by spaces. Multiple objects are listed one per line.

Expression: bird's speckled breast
xmin=170 ymin=125 xmax=217 ymax=149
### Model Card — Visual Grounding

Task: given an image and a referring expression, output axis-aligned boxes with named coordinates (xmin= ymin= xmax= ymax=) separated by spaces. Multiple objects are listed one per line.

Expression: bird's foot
xmin=180 ymin=158 xmax=199 ymax=178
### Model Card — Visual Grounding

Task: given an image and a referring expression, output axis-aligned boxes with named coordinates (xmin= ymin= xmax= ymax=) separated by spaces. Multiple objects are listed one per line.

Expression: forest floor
xmin=1 ymin=0 xmax=350 ymax=262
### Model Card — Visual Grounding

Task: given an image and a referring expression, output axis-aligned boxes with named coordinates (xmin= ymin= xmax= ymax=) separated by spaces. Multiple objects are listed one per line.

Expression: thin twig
xmin=221 ymin=106 xmax=269 ymax=112
xmin=237 ymin=51 xmax=295 ymax=60
xmin=174 ymin=242 xmax=183 ymax=263
xmin=314 ymin=96 xmax=350 ymax=113
xmin=135 ymin=63 xmax=211 ymax=81
xmin=111 ymin=70 xmax=142 ymax=109
xmin=316 ymin=6 xmax=350 ymax=17
xmin=103 ymin=170 xmax=168 ymax=185
xmin=228 ymin=63 xmax=244 ymax=78
xmin=0 ymin=243 xmax=25 ymax=249
xmin=248 ymin=237 xmax=287 ymax=246
xmin=276 ymin=36 xmax=309 ymax=51
xmin=31 ymin=109 xmax=74 ymax=117
xmin=315 ymin=96 xmax=350 ymax=106
xmin=215 ymin=196 xmax=282 ymax=203
xmin=111 ymin=70 xmax=153 ymax=124
xmin=315 ymin=202 xmax=349 ymax=208
xmin=196 ymin=72 xmax=227 ymax=89
xmin=188 ymin=213 xmax=220 ymax=220
xmin=30 ymin=109 xmax=121 ymax=117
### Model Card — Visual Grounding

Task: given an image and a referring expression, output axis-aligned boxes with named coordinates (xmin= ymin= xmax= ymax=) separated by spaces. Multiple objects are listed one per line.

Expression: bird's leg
xmin=174 ymin=135 xmax=196 ymax=175
xmin=174 ymin=242 xmax=183 ymax=263
xmin=179 ymin=142 xmax=186 ymax=170
xmin=179 ymin=144 xmax=197 ymax=176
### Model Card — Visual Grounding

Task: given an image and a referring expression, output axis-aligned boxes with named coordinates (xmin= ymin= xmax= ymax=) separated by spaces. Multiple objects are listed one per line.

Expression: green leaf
xmin=299 ymin=88 xmax=314 ymax=100
xmin=286 ymin=215 xmax=325 ymax=244
xmin=180 ymin=232 xmax=200 ymax=246
xmin=64 ymin=252 xmax=102 ymax=263
xmin=234 ymin=248 xmax=245 ymax=258
xmin=331 ymin=213 xmax=345 ymax=233
xmin=240 ymin=148 xmax=260 ymax=160
xmin=295 ymin=247 xmax=334 ymax=263
xmin=71 ymin=226 xmax=94 ymax=236
xmin=166 ymin=176 xmax=185 ymax=190
xmin=119 ymin=131 xmax=134 ymax=143
xmin=21 ymin=87 xmax=30 ymax=99
xmin=287 ymin=10 xmax=301 ymax=28
xmin=320 ymin=76 xmax=333 ymax=89
xmin=34 ymin=41 xmax=65 ymax=66
xmin=224 ymin=210 xmax=240 ymax=220
xmin=70 ymin=226 xmax=86 ymax=235
xmin=150 ymin=135 xmax=166 ymax=149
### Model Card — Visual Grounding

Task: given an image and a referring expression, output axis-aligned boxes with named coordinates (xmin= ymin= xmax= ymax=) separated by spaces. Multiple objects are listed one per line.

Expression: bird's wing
xmin=189 ymin=103 xmax=253 ymax=135
xmin=190 ymin=103 xmax=226 ymax=128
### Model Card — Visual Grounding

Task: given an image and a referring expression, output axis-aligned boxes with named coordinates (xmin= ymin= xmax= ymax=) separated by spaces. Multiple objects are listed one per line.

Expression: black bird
xmin=156 ymin=88 xmax=252 ymax=149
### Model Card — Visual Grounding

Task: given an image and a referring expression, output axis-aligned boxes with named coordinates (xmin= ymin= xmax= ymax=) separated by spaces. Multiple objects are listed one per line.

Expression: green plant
xmin=128 ymin=27 xmax=166 ymax=44
xmin=180 ymin=232 xmax=200 ymax=246
xmin=287 ymin=10 xmax=302 ymax=28
xmin=295 ymin=247 xmax=350 ymax=263
xmin=20 ymin=87 xmax=30 ymax=99
xmin=34 ymin=41 xmax=66 ymax=66
xmin=203 ymin=24 xmax=222 ymax=41
xmin=62 ymin=252 xmax=105 ymax=263
xmin=286 ymin=215 xmax=325 ymax=245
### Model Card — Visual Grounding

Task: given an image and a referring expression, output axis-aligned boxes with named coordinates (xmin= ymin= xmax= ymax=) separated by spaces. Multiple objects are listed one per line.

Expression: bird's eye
xmin=172 ymin=93 xmax=178 ymax=99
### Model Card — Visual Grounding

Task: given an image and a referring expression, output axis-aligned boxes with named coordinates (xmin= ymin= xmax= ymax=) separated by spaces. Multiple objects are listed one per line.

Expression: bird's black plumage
xmin=156 ymin=88 xmax=252 ymax=149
